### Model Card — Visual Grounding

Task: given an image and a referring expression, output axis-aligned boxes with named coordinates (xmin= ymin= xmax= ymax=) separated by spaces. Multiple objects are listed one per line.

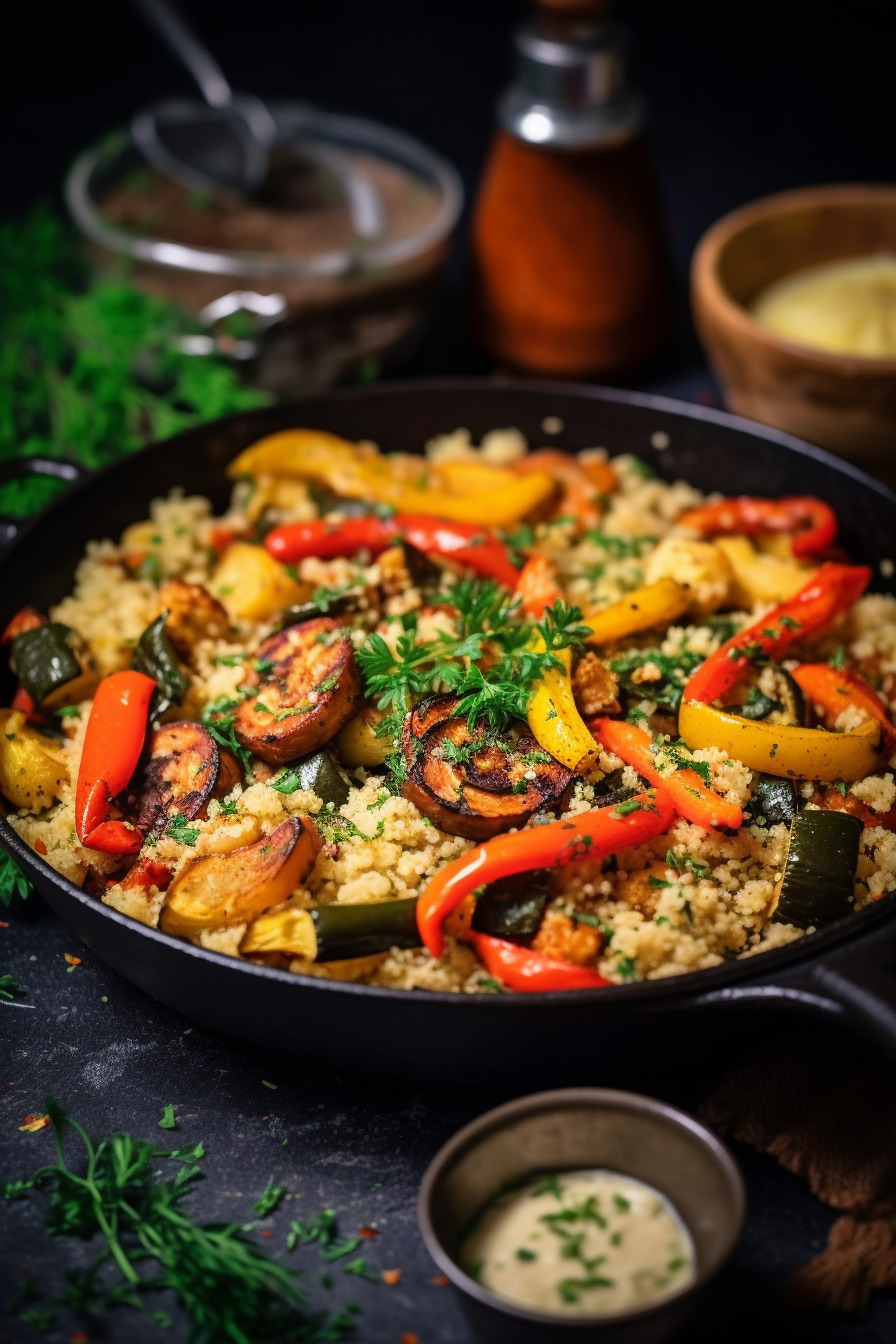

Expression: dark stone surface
xmin=3 ymin=1 xmax=896 ymax=1339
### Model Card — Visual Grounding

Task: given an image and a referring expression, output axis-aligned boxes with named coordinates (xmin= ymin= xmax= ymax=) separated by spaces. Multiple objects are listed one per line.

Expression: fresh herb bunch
xmin=0 ymin=209 xmax=269 ymax=505
xmin=1 ymin=1100 xmax=355 ymax=1343
xmin=356 ymin=581 xmax=591 ymax=742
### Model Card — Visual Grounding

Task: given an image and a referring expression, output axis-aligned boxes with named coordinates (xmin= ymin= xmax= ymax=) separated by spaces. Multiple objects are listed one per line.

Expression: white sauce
xmin=462 ymin=1168 xmax=695 ymax=1317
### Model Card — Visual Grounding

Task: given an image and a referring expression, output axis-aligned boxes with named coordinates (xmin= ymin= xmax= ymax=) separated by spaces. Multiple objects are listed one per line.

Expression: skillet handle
xmin=693 ymin=922 xmax=896 ymax=1065
xmin=0 ymin=457 xmax=86 ymax=552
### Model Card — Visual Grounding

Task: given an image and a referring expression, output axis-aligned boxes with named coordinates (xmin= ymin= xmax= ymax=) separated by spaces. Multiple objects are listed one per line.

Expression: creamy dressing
xmin=462 ymin=1168 xmax=695 ymax=1316
xmin=752 ymin=254 xmax=896 ymax=358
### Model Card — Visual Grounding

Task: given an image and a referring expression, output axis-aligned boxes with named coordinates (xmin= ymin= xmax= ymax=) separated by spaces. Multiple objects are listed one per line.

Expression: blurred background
xmin=2 ymin=0 xmax=895 ymax=406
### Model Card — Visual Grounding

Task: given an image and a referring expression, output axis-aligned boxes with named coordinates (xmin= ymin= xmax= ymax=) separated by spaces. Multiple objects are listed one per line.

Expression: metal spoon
xmin=129 ymin=0 xmax=384 ymax=238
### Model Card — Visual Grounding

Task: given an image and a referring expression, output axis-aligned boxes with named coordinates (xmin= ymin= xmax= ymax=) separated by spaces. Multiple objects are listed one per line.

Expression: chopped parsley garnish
xmin=665 ymin=849 xmax=710 ymax=880
xmin=165 ymin=813 xmax=200 ymax=846
xmin=0 ymin=972 xmax=21 ymax=1001
xmin=253 ymin=1178 xmax=287 ymax=1217
xmin=615 ymin=957 xmax=638 ymax=981
xmin=829 ymin=645 xmax=847 ymax=670
xmin=0 ymin=852 xmax=33 ymax=906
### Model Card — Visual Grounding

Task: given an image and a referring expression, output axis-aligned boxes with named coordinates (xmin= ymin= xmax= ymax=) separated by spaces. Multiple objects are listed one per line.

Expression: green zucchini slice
xmin=752 ymin=774 xmax=801 ymax=827
xmin=242 ymin=899 xmax=421 ymax=962
xmin=770 ymin=809 xmax=863 ymax=929
xmin=270 ymin=750 xmax=351 ymax=806
xmin=472 ymin=873 xmax=551 ymax=941
xmin=131 ymin=613 xmax=188 ymax=715
xmin=11 ymin=623 xmax=82 ymax=706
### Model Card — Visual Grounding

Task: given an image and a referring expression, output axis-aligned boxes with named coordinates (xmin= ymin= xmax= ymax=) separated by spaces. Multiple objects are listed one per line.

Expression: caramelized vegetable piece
xmin=400 ymin=693 xmax=573 ymax=840
xmin=336 ymin=702 xmax=394 ymax=768
xmin=156 ymin=580 xmax=230 ymax=661
xmin=118 ymin=857 xmax=173 ymax=896
xmin=0 ymin=709 xmax=67 ymax=812
xmin=126 ymin=721 xmax=221 ymax=837
xmin=160 ymin=816 xmax=321 ymax=937
xmin=213 ymin=749 xmax=243 ymax=800
xmin=234 ymin=618 xmax=361 ymax=766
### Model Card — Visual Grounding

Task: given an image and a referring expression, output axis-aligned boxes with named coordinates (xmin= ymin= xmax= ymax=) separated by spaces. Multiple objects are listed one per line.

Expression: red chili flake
xmin=431 ymin=1275 xmax=450 ymax=1287
xmin=19 ymin=1112 xmax=50 ymax=1133
xmin=358 ymin=1225 xmax=379 ymax=1239
xmin=64 ymin=954 xmax=82 ymax=967
xmin=260 ymin=1229 xmax=274 ymax=1240
xmin=399 ymin=1334 xmax=419 ymax=1344
xmin=69 ymin=1332 xmax=88 ymax=1344
xmin=33 ymin=838 xmax=47 ymax=856
xmin=382 ymin=1268 xmax=402 ymax=1285
xmin=0 ymin=920 xmax=9 ymax=928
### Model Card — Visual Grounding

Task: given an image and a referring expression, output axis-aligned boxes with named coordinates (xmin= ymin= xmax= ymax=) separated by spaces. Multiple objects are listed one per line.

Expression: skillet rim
xmin=2 ymin=375 xmax=895 ymax=1010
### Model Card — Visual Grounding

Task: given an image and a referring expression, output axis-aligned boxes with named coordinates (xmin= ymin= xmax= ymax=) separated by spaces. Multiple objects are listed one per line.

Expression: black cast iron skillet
xmin=3 ymin=379 xmax=896 ymax=1083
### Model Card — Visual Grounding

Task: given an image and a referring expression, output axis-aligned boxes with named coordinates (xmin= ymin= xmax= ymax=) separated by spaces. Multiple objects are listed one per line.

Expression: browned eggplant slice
xmin=400 ymin=693 xmax=573 ymax=839
xmin=160 ymin=816 xmax=321 ymax=936
xmin=234 ymin=617 xmax=362 ymax=766
xmin=126 ymin=721 xmax=221 ymax=836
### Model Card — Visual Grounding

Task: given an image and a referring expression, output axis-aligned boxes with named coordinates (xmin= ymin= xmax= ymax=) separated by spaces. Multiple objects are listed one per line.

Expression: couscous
xmin=4 ymin=426 xmax=896 ymax=994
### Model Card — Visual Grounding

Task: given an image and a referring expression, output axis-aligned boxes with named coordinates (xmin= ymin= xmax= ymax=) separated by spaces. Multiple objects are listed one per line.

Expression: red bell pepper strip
xmin=417 ymin=787 xmax=676 ymax=959
xmin=589 ymin=716 xmax=743 ymax=831
xmin=791 ymin=663 xmax=896 ymax=753
xmin=470 ymin=932 xmax=613 ymax=992
xmin=684 ymin=563 xmax=871 ymax=706
xmin=75 ymin=670 xmax=156 ymax=854
xmin=265 ymin=513 xmax=520 ymax=588
xmin=676 ymin=495 xmax=837 ymax=558
xmin=515 ymin=554 xmax=565 ymax=619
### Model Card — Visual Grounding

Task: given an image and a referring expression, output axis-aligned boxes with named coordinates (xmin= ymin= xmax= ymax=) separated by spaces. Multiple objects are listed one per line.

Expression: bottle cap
xmin=498 ymin=17 xmax=642 ymax=148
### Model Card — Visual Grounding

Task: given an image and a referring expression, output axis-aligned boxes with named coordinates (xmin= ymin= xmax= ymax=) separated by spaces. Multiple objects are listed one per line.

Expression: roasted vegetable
xmin=400 ymin=693 xmax=573 ymax=840
xmin=684 ymin=563 xmax=871 ymax=705
xmin=75 ymin=671 xmax=156 ymax=854
xmin=470 ymin=931 xmax=613 ymax=992
xmin=527 ymin=646 xmax=599 ymax=774
xmin=0 ymin=709 xmax=67 ymax=812
xmin=583 ymin=580 xmax=691 ymax=646
xmin=471 ymin=872 xmax=552 ymax=941
xmin=770 ymin=810 xmax=862 ymax=929
xmin=160 ymin=816 xmax=321 ymax=937
xmin=715 ymin=535 xmax=816 ymax=607
xmin=242 ymin=898 xmax=421 ymax=962
xmin=234 ymin=618 xmax=361 ymax=765
xmin=751 ymin=775 xmax=801 ymax=827
xmin=2 ymin=606 xmax=47 ymax=645
xmin=335 ymin=702 xmax=393 ymax=768
xmin=211 ymin=541 xmax=310 ymax=621
xmin=791 ymin=663 xmax=896 ymax=752
xmin=156 ymin=580 xmax=230 ymax=660
xmin=271 ymin=750 xmax=351 ymax=807
xmin=677 ymin=494 xmax=837 ymax=559
xmin=131 ymin=614 xmax=188 ymax=716
xmin=126 ymin=721 xmax=222 ymax=837
xmin=10 ymin=623 xmax=82 ymax=707
xmin=679 ymin=698 xmax=884 ymax=782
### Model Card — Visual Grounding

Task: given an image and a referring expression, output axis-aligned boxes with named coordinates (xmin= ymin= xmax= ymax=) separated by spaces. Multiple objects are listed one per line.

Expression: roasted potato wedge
xmin=211 ymin=542 xmax=311 ymax=622
xmin=126 ymin=721 xmax=221 ymax=836
xmin=156 ymin=580 xmax=230 ymax=660
xmin=0 ymin=709 xmax=67 ymax=813
xmin=234 ymin=618 xmax=362 ymax=765
xmin=160 ymin=816 xmax=321 ymax=937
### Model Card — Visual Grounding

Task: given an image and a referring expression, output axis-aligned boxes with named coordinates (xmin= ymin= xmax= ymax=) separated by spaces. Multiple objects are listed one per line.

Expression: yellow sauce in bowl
xmin=751 ymin=254 xmax=896 ymax=358
xmin=462 ymin=1168 xmax=695 ymax=1317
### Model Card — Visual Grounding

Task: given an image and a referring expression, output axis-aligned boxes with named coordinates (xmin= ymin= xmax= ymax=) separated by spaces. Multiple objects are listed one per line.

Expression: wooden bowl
xmin=691 ymin=184 xmax=896 ymax=470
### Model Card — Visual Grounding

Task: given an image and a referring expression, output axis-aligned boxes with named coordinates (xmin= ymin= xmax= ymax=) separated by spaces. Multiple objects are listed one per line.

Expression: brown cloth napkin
xmin=700 ymin=1024 xmax=896 ymax=1313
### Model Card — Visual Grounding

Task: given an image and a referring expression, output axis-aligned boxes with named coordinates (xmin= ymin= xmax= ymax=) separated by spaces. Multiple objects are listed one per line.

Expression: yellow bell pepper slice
xmin=583 ymin=579 xmax=691 ymax=646
xmin=228 ymin=429 xmax=554 ymax=527
xmin=678 ymin=698 xmax=885 ymax=782
xmin=527 ymin=646 xmax=599 ymax=774
xmin=715 ymin=536 xmax=816 ymax=608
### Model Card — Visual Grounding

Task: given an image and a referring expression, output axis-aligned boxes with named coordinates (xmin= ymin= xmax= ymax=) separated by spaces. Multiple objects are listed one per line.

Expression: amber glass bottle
xmin=470 ymin=10 xmax=671 ymax=378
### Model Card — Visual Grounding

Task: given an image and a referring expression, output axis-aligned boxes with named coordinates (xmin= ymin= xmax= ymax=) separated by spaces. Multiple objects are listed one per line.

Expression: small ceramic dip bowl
xmin=418 ymin=1088 xmax=744 ymax=1344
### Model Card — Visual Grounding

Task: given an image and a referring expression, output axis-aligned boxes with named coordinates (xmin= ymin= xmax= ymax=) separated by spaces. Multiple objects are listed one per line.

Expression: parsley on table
xmin=158 ymin=1103 xmax=177 ymax=1130
xmin=0 ymin=1101 xmax=355 ymax=1342
xmin=0 ymin=972 xmax=21 ymax=1001
xmin=253 ymin=1178 xmax=287 ymax=1217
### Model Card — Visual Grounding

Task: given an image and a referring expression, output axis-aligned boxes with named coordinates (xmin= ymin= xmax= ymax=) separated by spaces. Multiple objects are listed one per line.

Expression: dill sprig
xmin=1 ymin=1100 xmax=355 ymax=1343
